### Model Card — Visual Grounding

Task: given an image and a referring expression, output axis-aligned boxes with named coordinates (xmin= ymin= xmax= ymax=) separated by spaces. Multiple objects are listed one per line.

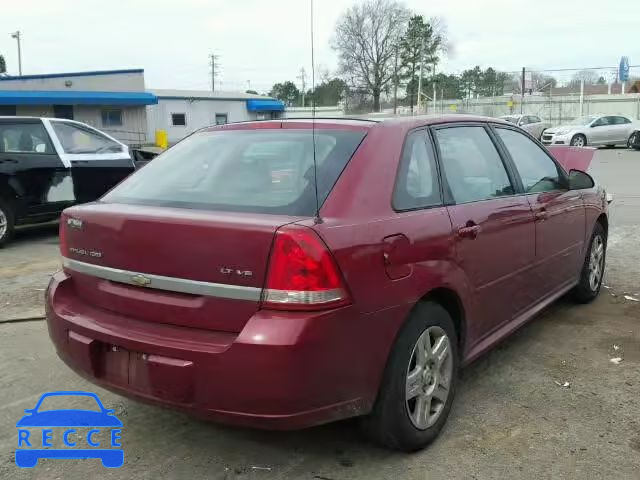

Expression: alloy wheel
xmin=0 ymin=207 xmax=7 ymax=241
xmin=588 ymin=234 xmax=605 ymax=291
xmin=405 ymin=326 xmax=453 ymax=430
xmin=572 ymin=136 xmax=585 ymax=147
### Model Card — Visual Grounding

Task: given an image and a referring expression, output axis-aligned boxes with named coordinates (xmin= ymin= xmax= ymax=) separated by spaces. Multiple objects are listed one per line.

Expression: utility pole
xmin=11 ymin=31 xmax=22 ymax=76
xmin=297 ymin=67 xmax=307 ymax=107
xmin=520 ymin=67 xmax=525 ymax=114
xmin=392 ymin=46 xmax=399 ymax=115
xmin=416 ymin=37 xmax=425 ymax=114
xmin=209 ymin=53 xmax=220 ymax=92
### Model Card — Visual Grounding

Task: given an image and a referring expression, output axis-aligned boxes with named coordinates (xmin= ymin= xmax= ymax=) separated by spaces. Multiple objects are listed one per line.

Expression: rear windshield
xmin=104 ymin=129 xmax=365 ymax=216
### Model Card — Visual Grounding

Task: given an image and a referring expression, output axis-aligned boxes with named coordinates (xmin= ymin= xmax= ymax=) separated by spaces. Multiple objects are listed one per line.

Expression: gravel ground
xmin=0 ymin=149 xmax=639 ymax=479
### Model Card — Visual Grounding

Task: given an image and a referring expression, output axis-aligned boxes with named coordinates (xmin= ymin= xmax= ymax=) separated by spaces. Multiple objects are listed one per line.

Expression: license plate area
xmin=67 ymin=330 xmax=195 ymax=404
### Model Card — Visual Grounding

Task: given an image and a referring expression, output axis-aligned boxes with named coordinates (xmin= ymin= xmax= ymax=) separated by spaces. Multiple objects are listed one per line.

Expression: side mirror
xmin=569 ymin=169 xmax=595 ymax=190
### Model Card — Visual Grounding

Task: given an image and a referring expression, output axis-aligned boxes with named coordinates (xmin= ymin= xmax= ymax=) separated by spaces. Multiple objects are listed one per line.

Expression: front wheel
xmin=364 ymin=302 xmax=459 ymax=451
xmin=570 ymin=134 xmax=587 ymax=147
xmin=0 ymin=198 xmax=15 ymax=248
xmin=572 ymin=223 xmax=606 ymax=303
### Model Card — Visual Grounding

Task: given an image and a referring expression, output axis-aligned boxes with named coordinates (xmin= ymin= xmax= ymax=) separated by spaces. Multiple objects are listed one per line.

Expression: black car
xmin=629 ymin=130 xmax=640 ymax=150
xmin=0 ymin=117 xmax=135 ymax=246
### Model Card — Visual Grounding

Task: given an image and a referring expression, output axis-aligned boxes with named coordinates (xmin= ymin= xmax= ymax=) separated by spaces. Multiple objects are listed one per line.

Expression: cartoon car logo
xmin=15 ymin=391 xmax=123 ymax=468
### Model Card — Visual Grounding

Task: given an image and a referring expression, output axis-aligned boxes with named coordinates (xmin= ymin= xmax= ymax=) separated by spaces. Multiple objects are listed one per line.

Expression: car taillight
xmin=262 ymin=225 xmax=350 ymax=310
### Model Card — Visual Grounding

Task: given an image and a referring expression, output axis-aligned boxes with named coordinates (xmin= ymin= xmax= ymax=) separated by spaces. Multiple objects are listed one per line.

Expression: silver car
xmin=499 ymin=114 xmax=550 ymax=139
xmin=541 ymin=114 xmax=638 ymax=147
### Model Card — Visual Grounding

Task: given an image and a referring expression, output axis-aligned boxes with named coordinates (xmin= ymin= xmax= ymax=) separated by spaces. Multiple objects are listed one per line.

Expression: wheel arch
xmin=416 ymin=287 xmax=467 ymax=354
xmin=596 ymin=213 xmax=608 ymax=237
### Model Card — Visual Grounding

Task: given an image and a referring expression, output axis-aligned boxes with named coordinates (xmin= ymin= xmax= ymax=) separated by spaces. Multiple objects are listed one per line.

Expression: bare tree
xmin=332 ymin=0 xmax=410 ymax=112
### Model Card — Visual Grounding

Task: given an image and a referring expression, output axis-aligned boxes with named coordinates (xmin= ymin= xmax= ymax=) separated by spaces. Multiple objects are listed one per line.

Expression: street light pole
xmin=11 ymin=31 xmax=22 ymax=76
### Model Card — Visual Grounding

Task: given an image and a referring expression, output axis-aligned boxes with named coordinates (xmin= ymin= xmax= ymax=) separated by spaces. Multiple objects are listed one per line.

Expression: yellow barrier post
xmin=155 ymin=130 xmax=168 ymax=150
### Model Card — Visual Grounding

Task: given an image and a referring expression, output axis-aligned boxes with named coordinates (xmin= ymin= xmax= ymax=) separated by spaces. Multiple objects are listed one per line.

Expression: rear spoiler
xmin=547 ymin=146 xmax=597 ymax=173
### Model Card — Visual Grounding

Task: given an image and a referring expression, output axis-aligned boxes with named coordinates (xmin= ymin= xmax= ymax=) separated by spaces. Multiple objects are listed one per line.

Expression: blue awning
xmin=246 ymin=99 xmax=285 ymax=112
xmin=0 ymin=90 xmax=158 ymax=106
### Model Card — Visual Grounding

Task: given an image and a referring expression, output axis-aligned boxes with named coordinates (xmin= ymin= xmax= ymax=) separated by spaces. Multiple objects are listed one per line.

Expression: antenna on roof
xmin=310 ymin=0 xmax=322 ymax=224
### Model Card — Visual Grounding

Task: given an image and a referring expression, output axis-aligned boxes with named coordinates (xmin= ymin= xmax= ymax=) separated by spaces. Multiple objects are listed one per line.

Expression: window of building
xmin=393 ymin=130 xmax=442 ymax=210
xmin=495 ymin=127 xmax=565 ymax=193
xmin=171 ymin=113 xmax=186 ymax=126
xmin=101 ymin=109 xmax=123 ymax=127
xmin=0 ymin=105 xmax=17 ymax=116
xmin=434 ymin=126 xmax=514 ymax=204
xmin=215 ymin=113 xmax=228 ymax=125
xmin=0 ymin=122 xmax=55 ymax=154
xmin=50 ymin=121 xmax=123 ymax=154
xmin=53 ymin=105 xmax=74 ymax=120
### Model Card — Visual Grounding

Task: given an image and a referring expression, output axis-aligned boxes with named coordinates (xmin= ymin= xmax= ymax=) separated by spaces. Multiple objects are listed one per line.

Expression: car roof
xmin=207 ymin=114 xmax=511 ymax=133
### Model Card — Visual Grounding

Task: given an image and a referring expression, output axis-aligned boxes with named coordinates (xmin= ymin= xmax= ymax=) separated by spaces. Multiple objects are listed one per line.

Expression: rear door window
xmin=104 ymin=129 xmax=366 ymax=216
xmin=434 ymin=126 xmax=514 ymax=204
xmin=50 ymin=121 xmax=123 ymax=154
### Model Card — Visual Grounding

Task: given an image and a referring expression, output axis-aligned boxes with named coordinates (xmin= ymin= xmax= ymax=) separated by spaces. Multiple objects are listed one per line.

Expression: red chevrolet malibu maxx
xmin=46 ymin=116 xmax=608 ymax=451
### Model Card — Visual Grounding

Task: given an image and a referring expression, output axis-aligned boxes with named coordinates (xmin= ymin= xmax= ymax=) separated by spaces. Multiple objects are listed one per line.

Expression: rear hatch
xmin=60 ymin=125 xmax=366 ymax=333
xmin=62 ymin=204 xmax=298 ymax=333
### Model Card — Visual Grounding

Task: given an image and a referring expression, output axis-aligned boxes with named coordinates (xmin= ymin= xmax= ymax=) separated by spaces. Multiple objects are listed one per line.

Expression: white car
xmin=499 ymin=114 xmax=550 ymax=139
xmin=541 ymin=114 xmax=638 ymax=147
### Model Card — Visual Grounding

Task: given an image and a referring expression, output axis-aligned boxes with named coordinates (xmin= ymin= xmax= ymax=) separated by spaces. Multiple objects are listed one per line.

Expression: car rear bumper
xmin=46 ymin=271 xmax=400 ymax=430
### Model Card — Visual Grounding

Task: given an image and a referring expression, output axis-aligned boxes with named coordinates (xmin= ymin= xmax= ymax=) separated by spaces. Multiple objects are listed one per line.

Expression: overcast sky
xmin=1 ymin=0 xmax=638 ymax=92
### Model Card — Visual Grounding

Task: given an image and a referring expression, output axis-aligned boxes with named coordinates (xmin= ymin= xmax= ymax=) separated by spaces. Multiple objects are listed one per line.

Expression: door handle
xmin=534 ymin=209 xmax=548 ymax=221
xmin=457 ymin=223 xmax=481 ymax=239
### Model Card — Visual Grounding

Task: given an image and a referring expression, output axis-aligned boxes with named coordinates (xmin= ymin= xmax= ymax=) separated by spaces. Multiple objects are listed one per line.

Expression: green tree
xmin=309 ymin=78 xmax=348 ymax=106
xmin=0 ymin=55 xmax=6 ymax=74
xmin=269 ymin=81 xmax=300 ymax=106
xmin=332 ymin=0 xmax=410 ymax=112
xmin=460 ymin=66 xmax=482 ymax=98
xmin=421 ymin=73 xmax=463 ymax=100
xmin=399 ymin=15 xmax=442 ymax=111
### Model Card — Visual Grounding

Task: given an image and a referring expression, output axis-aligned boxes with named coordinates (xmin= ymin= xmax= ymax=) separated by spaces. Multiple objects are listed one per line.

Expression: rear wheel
xmin=0 ymin=197 xmax=15 ymax=248
xmin=364 ymin=302 xmax=458 ymax=451
xmin=628 ymin=132 xmax=640 ymax=150
xmin=573 ymin=222 xmax=606 ymax=303
xmin=570 ymin=134 xmax=586 ymax=147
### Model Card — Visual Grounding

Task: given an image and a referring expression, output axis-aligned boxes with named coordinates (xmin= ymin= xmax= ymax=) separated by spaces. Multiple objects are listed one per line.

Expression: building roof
xmin=0 ymin=90 xmax=158 ymax=106
xmin=149 ymin=89 xmax=277 ymax=101
xmin=0 ymin=69 xmax=144 ymax=82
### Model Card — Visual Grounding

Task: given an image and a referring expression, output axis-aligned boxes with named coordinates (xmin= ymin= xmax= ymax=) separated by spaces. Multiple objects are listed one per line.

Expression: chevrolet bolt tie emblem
xmin=130 ymin=274 xmax=151 ymax=287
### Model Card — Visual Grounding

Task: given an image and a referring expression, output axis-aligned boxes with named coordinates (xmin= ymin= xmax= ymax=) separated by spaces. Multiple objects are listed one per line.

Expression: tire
xmin=572 ymin=222 xmax=606 ymax=303
xmin=570 ymin=134 xmax=587 ymax=147
xmin=364 ymin=302 xmax=459 ymax=451
xmin=628 ymin=132 xmax=639 ymax=149
xmin=0 ymin=197 xmax=15 ymax=248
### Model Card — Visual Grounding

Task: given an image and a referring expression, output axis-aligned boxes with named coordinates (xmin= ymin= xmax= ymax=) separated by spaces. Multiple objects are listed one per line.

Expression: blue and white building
xmin=0 ymin=69 xmax=285 ymax=145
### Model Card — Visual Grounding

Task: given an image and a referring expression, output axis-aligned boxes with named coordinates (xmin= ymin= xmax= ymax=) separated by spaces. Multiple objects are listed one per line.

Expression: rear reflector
xmin=59 ymin=212 xmax=68 ymax=257
xmin=262 ymin=225 xmax=350 ymax=310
